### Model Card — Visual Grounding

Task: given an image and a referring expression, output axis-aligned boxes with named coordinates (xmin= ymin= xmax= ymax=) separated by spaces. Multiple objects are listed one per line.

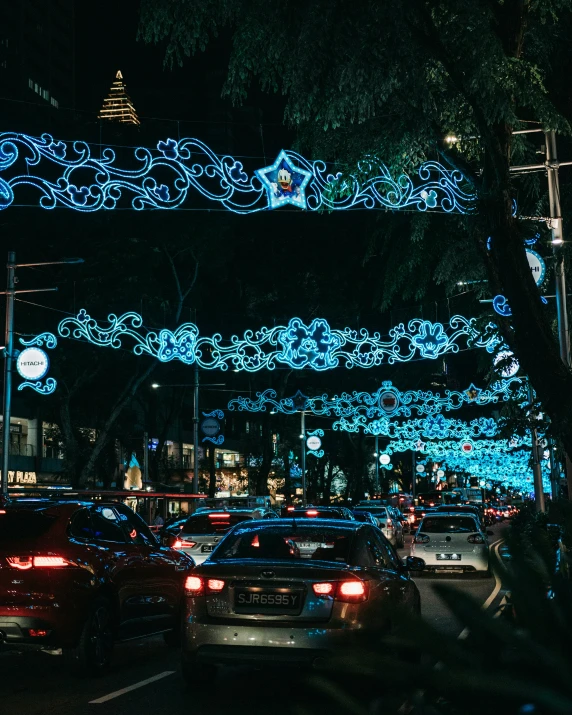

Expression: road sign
xmin=200 ymin=416 xmax=220 ymax=438
xmin=526 ymin=248 xmax=546 ymax=287
xmin=379 ymin=390 xmax=399 ymax=415
xmin=306 ymin=435 xmax=322 ymax=451
xmin=16 ymin=347 xmax=49 ymax=380
xmin=437 ymin=469 xmax=445 ymax=478
xmin=416 ymin=464 xmax=425 ymax=473
xmin=379 ymin=454 xmax=391 ymax=465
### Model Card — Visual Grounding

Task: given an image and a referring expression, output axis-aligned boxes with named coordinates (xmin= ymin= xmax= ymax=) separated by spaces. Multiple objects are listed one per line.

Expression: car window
xmin=0 ymin=509 xmax=57 ymax=542
xmin=114 ymin=504 xmax=157 ymax=545
xmin=420 ymin=517 xmax=478 ymax=534
xmin=69 ymin=508 xmax=95 ymax=540
xmin=91 ymin=506 xmax=127 ymax=543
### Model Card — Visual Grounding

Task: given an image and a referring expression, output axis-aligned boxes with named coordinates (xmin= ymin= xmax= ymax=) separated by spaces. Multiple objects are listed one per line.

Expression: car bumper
xmin=411 ymin=547 xmax=489 ymax=572
xmin=0 ymin=616 xmax=62 ymax=649
xmin=183 ymin=621 xmax=369 ymax=664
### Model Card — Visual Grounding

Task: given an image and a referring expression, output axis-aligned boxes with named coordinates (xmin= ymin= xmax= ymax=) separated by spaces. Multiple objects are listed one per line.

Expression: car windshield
xmin=0 ymin=508 xmax=57 ymax=541
xmin=181 ymin=513 xmax=252 ymax=535
xmin=213 ymin=525 xmax=354 ymax=563
xmin=420 ymin=517 xmax=478 ymax=534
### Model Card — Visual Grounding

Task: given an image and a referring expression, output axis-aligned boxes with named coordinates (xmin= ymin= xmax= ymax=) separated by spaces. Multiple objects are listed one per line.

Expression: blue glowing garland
xmin=382 ymin=436 xmax=531 ymax=458
xmin=333 ymin=414 xmax=501 ymax=440
xmin=227 ymin=379 xmax=523 ymax=417
xmin=0 ymin=133 xmax=476 ymax=215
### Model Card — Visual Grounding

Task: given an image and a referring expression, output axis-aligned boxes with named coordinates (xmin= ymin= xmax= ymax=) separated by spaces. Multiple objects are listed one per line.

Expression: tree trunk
xmin=208 ymin=445 xmax=217 ymax=498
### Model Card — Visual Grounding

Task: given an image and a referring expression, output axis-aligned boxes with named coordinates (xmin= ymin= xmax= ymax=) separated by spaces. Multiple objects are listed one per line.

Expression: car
xmin=180 ymin=518 xmax=425 ymax=681
xmin=354 ymin=504 xmax=404 ymax=547
xmin=164 ymin=509 xmax=279 ymax=564
xmin=434 ymin=504 xmax=485 ymax=529
xmin=411 ymin=506 xmax=436 ymax=531
xmin=0 ymin=499 xmax=194 ymax=673
xmin=288 ymin=506 xmax=356 ymax=521
xmin=411 ymin=512 xmax=494 ymax=575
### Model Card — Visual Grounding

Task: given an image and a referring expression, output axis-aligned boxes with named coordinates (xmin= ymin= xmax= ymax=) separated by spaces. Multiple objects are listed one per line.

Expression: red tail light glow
xmin=173 ymin=539 xmax=196 ymax=549
xmin=207 ymin=579 xmax=225 ymax=592
xmin=7 ymin=556 xmax=69 ymax=569
xmin=251 ymin=534 xmax=260 ymax=547
xmin=184 ymin=576 xmax=204 ymax=595
xmin=286 ymin=506 xmax=295 ymax=512
xmin=306 ymin=510 xmax=319 ymax=517
xmin=313 ymin=582 xmax=334 ymax=595
xmin=337 ymin=580 xmax=367 ymax=602
xmin=208 ymin=513 xmax=229 ymax=519
xmin=33 ymin=557 xmax=69 ymax=567
xmin=28 ymin=629 xmax=49 ymax=637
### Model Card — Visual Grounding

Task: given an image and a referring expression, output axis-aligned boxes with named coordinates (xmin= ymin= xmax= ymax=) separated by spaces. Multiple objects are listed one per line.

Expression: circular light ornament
xmin=436 ymin=469 xmax=445 ymax=478
xmin=526 ymin=248 xmax=546 ymax=287
xmin=379 ymin=454 xmax=391 ymax=466
xmin=415 ymin=464 xmax=425 ymax=473
xmin=494 ymin=350 xmax=519 ymax=378
xmin=306 ymin=435 xmax=322 ymax=451
xmin=16 ymin=347 xmax=49 ymax=380
xmin=461 ymin=441 xmax=474 ymax=455
xmin=378 ymin=389 xmax=399 ymax=415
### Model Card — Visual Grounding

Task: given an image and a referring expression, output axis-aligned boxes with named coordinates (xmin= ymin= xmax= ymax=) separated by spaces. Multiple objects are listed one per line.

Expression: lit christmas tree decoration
xmin=98 ymin=70 xmax=140 ymax=125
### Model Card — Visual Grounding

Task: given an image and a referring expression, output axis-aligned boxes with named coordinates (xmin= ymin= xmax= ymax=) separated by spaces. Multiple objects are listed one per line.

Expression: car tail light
xmin=28 ymin=629 xmax=49 ymax=637
xmin=7 ymin=556 xmax=70 ymax=569
xmin=286 ymin=506 xmax=295 ymax=512
xmin=208 ymin=513 xmax=229 ymax=519
xmin=337 ymin=580 xmax=367 ymax=603
xmin=306 ymin=510 xmax=318 ymax=517
xmin=207 ymin=579 xmax=225 ymax=592
xmin=173 ymin=539 xmax=196 ymax=549
xmin=313 ymin=582 xmax=334 ymax=596
xmin=467 ymin=534 xmax=485 ymax=544
xmin=414 ymin=534 xmax=430 ymax=544
xmin=184 ymin=576 xmax=204 ymax=595
xmin=0 ymin=509 xmax=6 ymax=514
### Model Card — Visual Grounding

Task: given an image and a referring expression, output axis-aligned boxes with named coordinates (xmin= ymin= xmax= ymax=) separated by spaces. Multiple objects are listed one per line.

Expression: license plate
xmin=234 ymin=589 xmax=302 ymax=614
xmin=201 ymin=545 xmax=214 ymax=553
xmin=436 ymin=553 xmax=462 ymax=560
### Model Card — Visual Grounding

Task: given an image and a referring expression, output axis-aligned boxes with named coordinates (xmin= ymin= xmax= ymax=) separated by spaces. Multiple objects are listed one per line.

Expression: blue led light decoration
xmin=16 ymin=333 xmax=57 ymax=395
xmin=0 ymin=133 xmax=476 ymax=215
xmin=227 ymin=379 xmax=525 ymax=418
xmin=380 ymin=436 xmax=532 ymax=458
xmin=58 ymin=310 xmax=504 ymax=372
xmin=333 ymin=414 xmax=502 ymax=440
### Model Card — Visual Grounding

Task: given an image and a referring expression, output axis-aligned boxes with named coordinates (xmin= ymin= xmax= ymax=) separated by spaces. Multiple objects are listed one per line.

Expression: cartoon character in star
xmin=270 ymin=160 xmax=302 ymax=199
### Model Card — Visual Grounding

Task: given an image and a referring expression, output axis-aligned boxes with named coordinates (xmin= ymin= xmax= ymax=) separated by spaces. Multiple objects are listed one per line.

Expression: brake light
xmin=207 ymin=579 xmax=225 ymax=592
xmin=338 ymin=580 xmax=367 ymax=602
xmin=251 ymin=534 xmax=260 ymax=547
xmin=0 ymin=510 xmax=6 ymax=514
xmin=386 ymin=517 xmax=393 ymax=526
xmin=467 ymin=534 xmax=485 ymax=544
xmin=286 ymin=506 xmax=295 ymax=512
xmin=208 ymin=513 xmax=229 ymax=519
xmin=184 ymin=576 xmax=204 ymax=595
xmin=7 ymin=556 xmax=70 ymax=569
xmin=306 ymin=510 xmax=319 ymax=517
xmin=173 ymin=539 xmax=196 ymax=549
xmin=414 ymin=534 xmax=430 ymax=544
xmin=313 ymin=582 xmax=334 ymax=595
xmin=28 ymin=629 xmax=49 ymax=637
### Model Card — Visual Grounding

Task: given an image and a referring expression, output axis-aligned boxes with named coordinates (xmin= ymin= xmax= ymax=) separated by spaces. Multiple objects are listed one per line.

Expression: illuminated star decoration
xmin=255 ymin=150 xmax=312 ymax=210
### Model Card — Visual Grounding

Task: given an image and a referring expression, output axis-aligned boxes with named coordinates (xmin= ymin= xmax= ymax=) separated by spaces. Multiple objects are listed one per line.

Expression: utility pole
xmin=143 ymin=430 xmax=149 ymax=487
xmin=1 ymin=252 xmax=81 ymax=497
xmin=300 ymin=411 xmax=306 ymax=506
xmin=374 ymin=434 xmax=380 ymax=494
xmin=545 ymin=130 xmax=572 ymax=501
xmin=411 ymin=450 xmax=416 ymax=501
xmin=529 ymin=383 xmax=546 ymax=512
xmin=1 ymin=252 xmax=15 ymax=497
xmin=193 ymin=362 xmax=199 ymax=496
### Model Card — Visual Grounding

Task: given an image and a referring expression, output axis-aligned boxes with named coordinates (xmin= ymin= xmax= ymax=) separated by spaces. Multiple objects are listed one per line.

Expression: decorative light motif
xmin=306 ymin=429 xmax=325 ymax=458
xmin=493 ymin=295 xmax=512 ymax=317
xmin=227 ymin=379 xmax=524 ymax=417
xmin=333 ymin=414 xmax=501 ymax=440
xmin=57 ymin=310 xmax=503 ymax=372
xmin=16 ymin=333 xmax=57 ymax=395
xmin=255 ymin=151 xmax=312 ymax=210
xmin=382 ymin=436 xmax=531 ymax=458
xmin=0 ymin=133 xmax=476 ymax=214
xmin=200 ymin=410 xmax=225 ymax=446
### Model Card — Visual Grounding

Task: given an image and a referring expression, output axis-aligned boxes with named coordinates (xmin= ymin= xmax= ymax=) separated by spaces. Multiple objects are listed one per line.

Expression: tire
xmin=181 ymin=653 xmax=217 ymax=688
xmin=63 ymin=598 xmax=114 ymax=676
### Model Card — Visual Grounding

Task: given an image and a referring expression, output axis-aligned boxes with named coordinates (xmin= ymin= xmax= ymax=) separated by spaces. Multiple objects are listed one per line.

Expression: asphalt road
xmin=0 ymin=525 xmax=508 ymax=715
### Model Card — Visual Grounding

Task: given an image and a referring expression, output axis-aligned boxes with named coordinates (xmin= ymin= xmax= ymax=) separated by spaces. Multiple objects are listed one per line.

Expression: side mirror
xmin=404 ymin=555 xmax=425 ymax=572
xmin=487 ymin=530 xmax=494 ymax=536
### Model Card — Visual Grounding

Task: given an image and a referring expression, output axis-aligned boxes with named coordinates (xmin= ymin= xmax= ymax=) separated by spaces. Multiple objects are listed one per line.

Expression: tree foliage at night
xmin=139 ymin=0 xmax=572 ymax=467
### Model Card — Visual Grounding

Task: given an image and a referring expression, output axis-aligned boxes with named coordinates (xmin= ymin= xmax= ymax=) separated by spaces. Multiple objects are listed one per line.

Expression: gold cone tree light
xmin=98 ymin=70 xmax=140 ymax=125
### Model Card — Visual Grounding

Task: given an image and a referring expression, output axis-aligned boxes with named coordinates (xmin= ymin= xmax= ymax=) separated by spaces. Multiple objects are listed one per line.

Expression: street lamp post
xmin=300 ymin=411 xmax=306 ymax=506
xmin=1 ymin=252 xmax=83 ymax=497
xmin=374 ymin=435 xmax=380 ymax=493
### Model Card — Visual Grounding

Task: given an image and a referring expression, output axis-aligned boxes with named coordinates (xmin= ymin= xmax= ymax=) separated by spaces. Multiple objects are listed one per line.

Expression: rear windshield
xmin=0 ymin=509 xmax=57 ymax=540
xmin=181 ymin=513 xmax=251 ymax=535
xmin=291 ymin=509 xmax=343 ymax=519
xmin=420 ymin=517 xmax=478 ymax=533
xmin=214 ymin=526 xmax=354 ymax=563
xmin=355 ymin=507 xmax=387 ymax=517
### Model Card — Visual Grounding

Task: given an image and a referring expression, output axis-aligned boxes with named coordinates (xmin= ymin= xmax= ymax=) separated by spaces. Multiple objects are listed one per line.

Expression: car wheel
xmin=63 ymin=598 xmax=114 ymax=676
xmin=181 ymin=653 xmax=217 ymax=687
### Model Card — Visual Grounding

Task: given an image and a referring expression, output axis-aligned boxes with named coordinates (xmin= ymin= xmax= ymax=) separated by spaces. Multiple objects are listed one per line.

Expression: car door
xmin=367 ymin=528 xmax=417 ymax=613
xmin=89 ymin=505 xmax=150 ymax=631
xmin=114 ymin=504 xmax=190 ymax=632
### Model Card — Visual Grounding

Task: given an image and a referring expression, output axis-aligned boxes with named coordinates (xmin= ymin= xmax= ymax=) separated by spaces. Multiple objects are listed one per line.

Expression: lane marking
xmin=458 ymin=539 xmax=503 ymax=640
xmin=89 ymin=671 xmax=176 ymax=704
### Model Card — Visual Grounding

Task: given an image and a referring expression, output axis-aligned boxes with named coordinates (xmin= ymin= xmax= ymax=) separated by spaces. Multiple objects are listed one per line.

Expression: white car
xmin=353 ymin=505 xmax=404 ymax=548
xmin=411 ymin=512 xmax=493 ymax=575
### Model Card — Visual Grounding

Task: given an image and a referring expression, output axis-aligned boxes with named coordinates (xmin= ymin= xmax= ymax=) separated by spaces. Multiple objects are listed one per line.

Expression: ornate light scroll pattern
xmin=332 ymin=414 xmax=501 ymax=440
xmin=16 ymin=333 xmax=58 ymax=395
xmin=0 ymin=133 xmax=476 ymax=215
xmin=382 ymin=436 xmax=531 ymax=458
xmin=227 ymin=379 xmax=524 ymax=418
xmin=57 ymin=311 xmax=503 ymax=372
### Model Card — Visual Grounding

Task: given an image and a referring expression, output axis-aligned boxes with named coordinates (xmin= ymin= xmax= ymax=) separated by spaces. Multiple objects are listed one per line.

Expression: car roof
xmin=235 ymin=518 xmax=367 ymax=532
xmin=421 ymin=511 xmax=478 ymax=520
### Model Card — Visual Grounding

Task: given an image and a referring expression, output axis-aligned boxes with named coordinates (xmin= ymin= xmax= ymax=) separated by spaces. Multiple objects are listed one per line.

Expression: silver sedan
xmin=180 ymin=518 xmax=425 ymax=682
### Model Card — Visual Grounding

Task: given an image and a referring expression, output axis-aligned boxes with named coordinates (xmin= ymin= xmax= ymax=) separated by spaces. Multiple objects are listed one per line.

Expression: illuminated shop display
xmin=57 ymin=310 xmax=503 ymax=372
xmin=0 ymin=132 xmax=476 ymax=214
xmin=227 ymin=379 xmax=524 ymax=417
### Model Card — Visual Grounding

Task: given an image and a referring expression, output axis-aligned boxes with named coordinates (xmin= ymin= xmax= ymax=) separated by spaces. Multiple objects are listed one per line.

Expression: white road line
xmin=458 ymin=539 xmax=503 ymax=640
xmin=89 ymin=671 xmax=176 ymax=704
